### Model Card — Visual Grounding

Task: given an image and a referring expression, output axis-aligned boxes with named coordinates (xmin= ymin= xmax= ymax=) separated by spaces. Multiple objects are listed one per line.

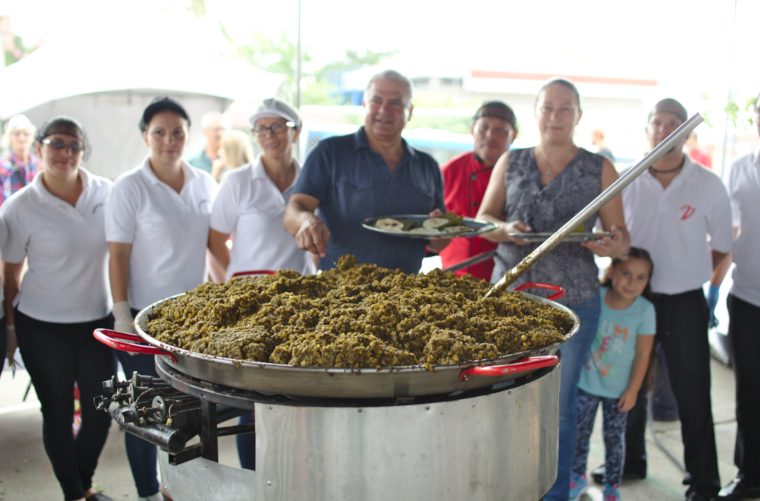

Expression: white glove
xmin=113 ymin=301 xmax=136 ymax=335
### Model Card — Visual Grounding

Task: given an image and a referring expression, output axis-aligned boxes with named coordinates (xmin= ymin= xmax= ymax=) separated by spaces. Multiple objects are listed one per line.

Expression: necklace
xmin=649 ymin=156 xmax=685 ymax=175
xmin=535 ymin=146 xmax=576 ymax=177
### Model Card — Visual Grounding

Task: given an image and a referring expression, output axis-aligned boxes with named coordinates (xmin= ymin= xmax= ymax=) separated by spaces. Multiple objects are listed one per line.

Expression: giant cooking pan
xmin=97 ymin=114 xmax=704 ymax=399
xmin=95 ymin=282 xmax=579 ymax=399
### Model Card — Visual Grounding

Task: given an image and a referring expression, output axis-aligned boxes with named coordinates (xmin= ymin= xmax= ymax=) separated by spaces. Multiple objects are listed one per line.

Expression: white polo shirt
xmin=622 ymin=156 xmax=733 ymax=295
xmin=0 ymin=217 xmax=7 ymax=320
xmin=727 ymin=148 xmax=760 ymax=308
xmin=106 ymin=158 xmax=217 ymax=310
xmin=210 ymin=156 xmax=316 ymax=279
xmin=0 ymin=168 xmax=113 ymax=323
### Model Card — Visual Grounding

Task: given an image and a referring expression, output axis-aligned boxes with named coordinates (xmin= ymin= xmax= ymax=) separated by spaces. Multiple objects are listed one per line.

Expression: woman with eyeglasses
xmin=477 ymin=78 xmax=630 ymax=501
xmin=105 ymin=97 xmax=217 ymax=501
xmin=207 ymin=98 xmax=315 ymax=471
xmin=1 ymin=117 xmax=117 ymax=501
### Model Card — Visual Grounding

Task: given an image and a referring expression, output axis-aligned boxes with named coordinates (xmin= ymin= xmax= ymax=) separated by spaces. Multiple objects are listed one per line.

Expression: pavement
xmin=0 ymin=355 xmax=740 ymax=501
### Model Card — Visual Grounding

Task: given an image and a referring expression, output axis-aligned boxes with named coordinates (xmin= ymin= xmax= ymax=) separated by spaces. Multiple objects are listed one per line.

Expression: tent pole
xmin=720 ymin=0 xmax=738 ymax=178
xmin=295 ymin=0 xmax=302 ymax=109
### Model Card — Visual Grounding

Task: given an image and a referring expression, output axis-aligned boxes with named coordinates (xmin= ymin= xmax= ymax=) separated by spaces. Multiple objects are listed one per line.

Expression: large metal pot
xmin=96 ymin=282 xmax=579 ymax=399
xmin=157 ymin=363 xmax=561 ymax=501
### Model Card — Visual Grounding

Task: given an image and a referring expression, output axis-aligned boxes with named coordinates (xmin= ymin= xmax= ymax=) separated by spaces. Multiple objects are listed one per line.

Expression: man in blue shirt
xmin=284 ymin=70 xmax=447 ymax=274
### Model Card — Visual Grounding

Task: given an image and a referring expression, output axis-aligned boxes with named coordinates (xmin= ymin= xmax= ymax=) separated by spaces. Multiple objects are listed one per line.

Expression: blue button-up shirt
xmin=295 ymin=127 xmax=445 ymax=273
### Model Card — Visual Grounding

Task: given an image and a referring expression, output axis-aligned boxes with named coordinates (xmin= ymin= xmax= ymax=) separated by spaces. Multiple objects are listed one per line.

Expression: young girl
xmin=569 ymin=248 xmax=656 ymax=501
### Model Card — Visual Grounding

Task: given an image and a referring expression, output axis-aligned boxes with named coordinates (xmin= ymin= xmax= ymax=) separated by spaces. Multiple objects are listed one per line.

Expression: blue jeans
xmin=544 ymin=293 xmax=601 ymax=501
xmin=237 ymin=413 xmax=256 ymax=470
xmin=115 ymin=350 xmax=160 ymax=498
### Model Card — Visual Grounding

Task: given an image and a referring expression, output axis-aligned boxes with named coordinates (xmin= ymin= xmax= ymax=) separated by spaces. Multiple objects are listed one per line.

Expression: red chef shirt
xmin=439 ymin=152 xmax=499 ymax=281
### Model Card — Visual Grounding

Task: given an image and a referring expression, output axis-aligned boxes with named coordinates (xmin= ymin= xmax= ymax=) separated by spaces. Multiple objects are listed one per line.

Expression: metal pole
xmin=486 ymin=113 xmax=704 ymax=296
xmin=720 ymin=0 xmax=738 ymax=179
xmin=295 ymin=0 xmax=302 ymax=109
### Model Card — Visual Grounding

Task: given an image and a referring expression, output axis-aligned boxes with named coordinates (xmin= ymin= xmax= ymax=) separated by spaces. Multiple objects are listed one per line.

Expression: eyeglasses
xmin=10 ymin=130 xmax=31 ymax=138
xmin=252 ymin=121 xmax=295 ymax=137
xmin=41 ymin=139 xmax=84 ymax=154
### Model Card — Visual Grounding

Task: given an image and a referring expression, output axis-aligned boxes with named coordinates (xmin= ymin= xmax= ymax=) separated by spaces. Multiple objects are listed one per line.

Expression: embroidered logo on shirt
xmin=680 ymin=205 xmax=696 ymax=220
xmin=92 ymin=203 xmax=104 ymax=213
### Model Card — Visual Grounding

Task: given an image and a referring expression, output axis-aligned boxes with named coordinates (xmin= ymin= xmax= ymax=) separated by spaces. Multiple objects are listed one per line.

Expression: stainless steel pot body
xmin=135 ymin=292 xmax=578 ymax=399
xmin=159 ymin=363 xmax=560 ymax=501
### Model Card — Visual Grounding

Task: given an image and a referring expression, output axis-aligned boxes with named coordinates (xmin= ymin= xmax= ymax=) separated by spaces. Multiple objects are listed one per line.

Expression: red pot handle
xmin=513 ymin=282 xmax=565 ymax=301
xmin=93 ymin=329 xmax=178 ymax=363
xmin=458 ymin=355 xmax=559 ymax=381
xmin=231 ymin=270 xmax=276 ymax=278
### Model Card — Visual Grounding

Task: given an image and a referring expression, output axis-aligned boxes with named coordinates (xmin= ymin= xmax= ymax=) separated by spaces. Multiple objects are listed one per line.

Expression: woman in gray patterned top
xmin=477 ymin=78 xmax=630 ymax=501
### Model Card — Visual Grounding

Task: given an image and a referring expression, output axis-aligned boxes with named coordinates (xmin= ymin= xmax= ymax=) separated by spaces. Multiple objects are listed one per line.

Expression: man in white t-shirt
xmin=595 ymin=98 xmax=733 ymax=501
xmin=712 ymin=93 xmax=760 ymax=501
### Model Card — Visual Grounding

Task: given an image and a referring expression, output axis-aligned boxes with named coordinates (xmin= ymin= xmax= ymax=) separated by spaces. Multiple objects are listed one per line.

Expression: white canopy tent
xmin=0 ymin=19 xmax=285 ymax=179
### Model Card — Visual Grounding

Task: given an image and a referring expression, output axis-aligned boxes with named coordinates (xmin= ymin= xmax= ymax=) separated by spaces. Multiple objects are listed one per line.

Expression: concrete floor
xmin=0 ymin=355 xmax=739 ymax=501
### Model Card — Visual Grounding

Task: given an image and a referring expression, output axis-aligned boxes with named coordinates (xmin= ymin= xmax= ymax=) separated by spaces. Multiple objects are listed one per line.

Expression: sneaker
xmin=569 ymin=472 xmax=589 ymax=501
xmin=604 ymin=483 xmax=621 ymax=501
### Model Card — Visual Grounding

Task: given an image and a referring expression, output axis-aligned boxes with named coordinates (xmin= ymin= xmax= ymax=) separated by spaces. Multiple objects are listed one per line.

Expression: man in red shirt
xmin=439 ymin=101 xmax=516 ymax=280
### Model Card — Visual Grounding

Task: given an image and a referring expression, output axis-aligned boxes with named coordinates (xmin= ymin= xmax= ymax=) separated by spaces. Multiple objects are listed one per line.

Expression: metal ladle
xmin=484 ymin=113 xmax=704 ymax=299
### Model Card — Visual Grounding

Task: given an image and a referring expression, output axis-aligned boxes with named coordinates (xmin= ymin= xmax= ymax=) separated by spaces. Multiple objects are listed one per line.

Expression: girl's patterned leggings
xmin=572 ymin=387 xmax=629 ymax=485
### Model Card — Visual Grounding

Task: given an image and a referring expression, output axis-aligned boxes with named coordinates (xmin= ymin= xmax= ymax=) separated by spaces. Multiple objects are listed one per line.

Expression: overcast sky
xmin=4 ymin=0 xmax=758 ymax=105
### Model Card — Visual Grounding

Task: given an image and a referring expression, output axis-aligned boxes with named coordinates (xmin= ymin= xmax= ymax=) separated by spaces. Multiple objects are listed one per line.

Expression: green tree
xmin=3 ymin=35 xmax=39 ymax=67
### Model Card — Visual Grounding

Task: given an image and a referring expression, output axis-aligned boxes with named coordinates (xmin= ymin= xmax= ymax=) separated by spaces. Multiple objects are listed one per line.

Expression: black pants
xmin=624 ymin=290 xmax=721 ymax=494
xmin=622 ymin=384 xmax=649 ymax=475
xmin=15 ymin=309 xmax=116 ymax=501
xmin=727 ymin=294 xmax=760 ymax=482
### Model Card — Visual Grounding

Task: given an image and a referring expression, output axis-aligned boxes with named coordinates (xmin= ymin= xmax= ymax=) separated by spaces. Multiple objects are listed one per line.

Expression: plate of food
xmin=363 ymin=213 xmax=498 ymax=239
xmin=507 ymin=231 xmax=614 ymax=243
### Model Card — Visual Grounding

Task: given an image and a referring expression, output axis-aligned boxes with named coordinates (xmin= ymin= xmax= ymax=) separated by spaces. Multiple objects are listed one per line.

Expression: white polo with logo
xmin=210 ymin=156 xmax=316 ymax=279
xmin=726 ymin=148 xmax=760 ymax=307
xmin=105 ymin=158 xmax=217 ymax=309
xmin=621 ymin=156 xmax=733 ymax=295
xmin=1 ymin=168 xmax=113 ymax=322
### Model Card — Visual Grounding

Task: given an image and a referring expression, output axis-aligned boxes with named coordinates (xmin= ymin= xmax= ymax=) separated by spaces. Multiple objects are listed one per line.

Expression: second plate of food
xmin=507 ymin=231 xmax=614 ymax=243
xmin=363 ymin=213 xmax=498 ymax=239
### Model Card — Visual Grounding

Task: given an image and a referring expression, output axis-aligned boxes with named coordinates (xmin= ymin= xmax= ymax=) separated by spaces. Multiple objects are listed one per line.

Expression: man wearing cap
xmin=188 ymin=111 xmax=227 ymax=174
xmin=284 ymin=69 xmax=447 ymax=273
xmin=595 ymin=98 xmax=733 ymax=501
xmin=0 ymin=114 xmax=42 ymax=205
xmin=438 ymin=101 xmax=516 ymax=280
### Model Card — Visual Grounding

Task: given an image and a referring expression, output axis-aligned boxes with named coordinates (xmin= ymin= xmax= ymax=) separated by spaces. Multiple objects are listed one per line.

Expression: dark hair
xmin=35 ymin=116 xmax=91 ymax=161
xmin=473 ymin=101 xmax=517 ymax=129
xmin=602 ymin=246 xmax=657 ymax=390
xmin=535 ymin=77 xmax=582 ymax=111
xmin=600 ymin=247 xmax=654 ymax=302
xmin=139 ymin=96 xmax=191 ymax=132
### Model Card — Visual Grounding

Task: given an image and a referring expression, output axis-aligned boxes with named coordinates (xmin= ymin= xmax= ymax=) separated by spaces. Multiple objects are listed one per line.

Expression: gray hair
xmin=366 ymin=70 xmax=414 ymax=106
xmin=201 ymin=111 xmax=224 ymax=129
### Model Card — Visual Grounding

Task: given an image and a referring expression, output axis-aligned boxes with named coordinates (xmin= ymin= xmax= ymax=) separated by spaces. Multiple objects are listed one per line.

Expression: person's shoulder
xmin=631 ymin=295 xmax=655 ymax=316
xmin=317 ymin=132 xmax=355 ymax=150
xmin=690 ymin=159 xmax=727 ymax=190
xmin=113 ymin=164 xmax=145 ymax=186
xmin=81 ymin=168 xmax=114 ymax=189
xmin=0 ymin=156 xmax=12 ymax=173
xmin=410 ymin=146 xmax=438 ymax=168
xmin=218 ymin=163 xmax=253 ymax=191
xmin=0 ymin=184 xmax=33 ymax=217
xmin=440 ymin=152 xmax=473 ymax=172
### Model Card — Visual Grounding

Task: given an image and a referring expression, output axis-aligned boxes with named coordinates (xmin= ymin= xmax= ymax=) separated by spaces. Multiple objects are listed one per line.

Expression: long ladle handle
xmin=485 ymin=112 xmax=704 ymax=298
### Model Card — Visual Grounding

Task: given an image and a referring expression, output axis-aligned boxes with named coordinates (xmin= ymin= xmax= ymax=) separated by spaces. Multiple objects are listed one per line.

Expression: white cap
xmin=249 ymin=98 xmax=302 ymax=129
xmin=7 ymin=114 xmax=34 ymax=131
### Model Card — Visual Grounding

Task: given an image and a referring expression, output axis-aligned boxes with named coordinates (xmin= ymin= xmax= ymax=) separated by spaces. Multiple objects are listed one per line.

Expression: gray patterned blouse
xmin=491 ymin=147 xmax=603 ymax=306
